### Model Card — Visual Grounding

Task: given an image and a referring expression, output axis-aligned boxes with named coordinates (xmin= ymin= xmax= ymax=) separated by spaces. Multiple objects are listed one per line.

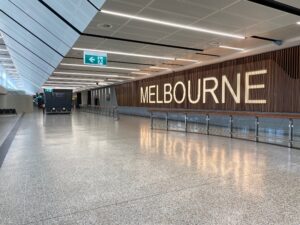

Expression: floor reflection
xmin=139 ymin=126 xmax=267 ymax=197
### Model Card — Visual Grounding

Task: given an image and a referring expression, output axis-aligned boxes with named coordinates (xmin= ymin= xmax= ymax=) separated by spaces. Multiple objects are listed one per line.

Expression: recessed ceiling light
xmin=101 ymin=10 xmax=245 ymax=39
xmin=60 ymin=63 xmax=139 ymax=71
xmin=150 ymin=66 xmax=170 ymax=70
xmin=297 ymin=21 xmax=300 ymax=25
xmin=97 ymin=23 xmax=113 ymax=29
xmin=219 ymin=45 xmax=245 ymax=51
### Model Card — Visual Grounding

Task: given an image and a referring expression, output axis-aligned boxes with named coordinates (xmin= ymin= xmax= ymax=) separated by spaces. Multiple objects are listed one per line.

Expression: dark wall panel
xmin=115 ymin=46 xmax=300 ymax=113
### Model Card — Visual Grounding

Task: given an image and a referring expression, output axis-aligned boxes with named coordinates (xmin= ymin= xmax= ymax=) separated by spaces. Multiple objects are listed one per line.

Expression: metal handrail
xmin=148 ymin=109 xmax=300 ymax=149
xmin=79 ymin=105 xmax=119 ymax=120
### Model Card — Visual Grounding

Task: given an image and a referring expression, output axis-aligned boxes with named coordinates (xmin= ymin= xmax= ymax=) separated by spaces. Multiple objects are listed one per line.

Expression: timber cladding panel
xmin=115 ymin=45 xmax=300 ymax=113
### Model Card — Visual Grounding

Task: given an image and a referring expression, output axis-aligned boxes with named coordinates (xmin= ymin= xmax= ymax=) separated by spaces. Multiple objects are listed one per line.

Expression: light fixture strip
xmin=49 ymin=77 xmax=104 ymax=82
xmin=101 ymin=10 xmax=245 ymax=39
xmin=219 ymin=45 xmax=245 ymax=51
xmin=60 ymin=63 xmax=139 ymax=71
xmin=131 ymin=72 xmax=150 ymax=75
xmin=45 ymin=81 xmax=91 ymax=85
xmin=53 ymin=71 xmax=135 ymax=79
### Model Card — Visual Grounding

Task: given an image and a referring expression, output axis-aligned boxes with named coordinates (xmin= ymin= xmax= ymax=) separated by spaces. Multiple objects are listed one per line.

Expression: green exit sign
xmin=84 ymin=51 xmax=107 ymax=66
xmin=44 ymin=88 xmax=53 ymax=93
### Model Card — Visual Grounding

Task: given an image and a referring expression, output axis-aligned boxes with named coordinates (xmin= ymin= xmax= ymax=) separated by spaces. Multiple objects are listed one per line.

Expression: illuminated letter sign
xmin=139 ymin=69 xmax=268 ymax=106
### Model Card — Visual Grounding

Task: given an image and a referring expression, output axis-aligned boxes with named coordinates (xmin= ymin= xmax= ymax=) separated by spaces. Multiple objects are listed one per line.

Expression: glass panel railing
xmin=168 ymin=113 xmax=186 ymax=132
xmin=149 ymin=110 xmax=300 ymax=150
xmin=209 ymin=115 xmax=230 ymax=137
xmin=232 ymin=116 xmax=256 ymax=141
xmin=258 ymin=118 xmax=289 ymax=147
xmin=187 ymin=114 xmax=207 ymax=134
xmin=293 ymin=119 xmax=300 ymax=149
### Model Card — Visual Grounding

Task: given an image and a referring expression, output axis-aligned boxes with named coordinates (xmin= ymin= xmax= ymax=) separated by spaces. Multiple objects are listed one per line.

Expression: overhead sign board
xmin=84 ymin=51 xmax=107 ymax=66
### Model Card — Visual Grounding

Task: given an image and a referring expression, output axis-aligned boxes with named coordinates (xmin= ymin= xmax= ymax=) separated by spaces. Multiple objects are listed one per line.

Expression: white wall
xmin=0 ymin=94 xmax=33 ymax=113
xmin=0 ymin=85 xmax=7 ymax=95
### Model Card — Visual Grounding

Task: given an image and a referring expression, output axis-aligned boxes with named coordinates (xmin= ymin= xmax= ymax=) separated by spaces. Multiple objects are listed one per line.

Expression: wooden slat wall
xmin=115 ymin=46 xmax=300 ymax=113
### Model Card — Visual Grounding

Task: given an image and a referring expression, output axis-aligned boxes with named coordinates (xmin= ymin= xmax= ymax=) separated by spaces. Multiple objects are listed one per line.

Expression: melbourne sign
xmin=140 ymin=69 xmax=267 ymax=105
xmin=115 ymin=45 xmax=300 ymax=113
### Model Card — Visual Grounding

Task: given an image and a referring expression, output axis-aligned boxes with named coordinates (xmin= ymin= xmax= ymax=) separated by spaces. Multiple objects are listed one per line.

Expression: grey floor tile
xmin=0 ymin=112 xmax=300 ymax=225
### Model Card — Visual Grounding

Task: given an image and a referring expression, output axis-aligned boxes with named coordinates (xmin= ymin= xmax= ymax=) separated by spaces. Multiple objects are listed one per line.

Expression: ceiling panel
xmin=43 ymin=0 xmax=98 ymax=32
xmin=224 ymin=1 xmax=283 ymax=20
xmin=276 ymin=0 xmax=300 ymax=8
xmin=108 ymin=0 xmax=153 ymax=8
xmin=181 ymin=0 xmax=239 ymax=10
xmin=243 ymin=21 xmax=283 ymax=37
xmin=147 ymin=0 xmax=215 ymax=19
xmin=269 ymin=14 xmax=300 ymax=27
xmin=0 ymin=0 xmax=105 ymax=93
xmin=204 ymin=11 xmax=259 ymax=29
xmin=45 ymin=0 xmax=300 ymax=91
xmin=102 ymin=0 xmax=148 ymax=14
xmin=10 ymin=0 xmax=78 ymax=48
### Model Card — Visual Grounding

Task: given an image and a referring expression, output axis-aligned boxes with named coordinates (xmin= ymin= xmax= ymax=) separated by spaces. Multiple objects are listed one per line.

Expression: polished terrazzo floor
xmin=0 ymin=115 xmax=19 ymax=146
xmin=0 ymin=111 xmax=300 ymax=225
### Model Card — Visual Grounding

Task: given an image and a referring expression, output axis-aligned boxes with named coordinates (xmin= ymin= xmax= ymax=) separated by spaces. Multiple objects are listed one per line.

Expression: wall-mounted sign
xmin=140 ymin=70 xmax=267 ymax=105
xmin=115 ymin=45 xmax=300 ymax=113
xmin=84 ymin=51 xmax=107 ymax=66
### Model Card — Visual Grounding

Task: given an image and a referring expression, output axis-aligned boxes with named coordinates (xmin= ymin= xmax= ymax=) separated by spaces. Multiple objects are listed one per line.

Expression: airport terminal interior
xmin=0 ymin=0 xmax=300 ymax=224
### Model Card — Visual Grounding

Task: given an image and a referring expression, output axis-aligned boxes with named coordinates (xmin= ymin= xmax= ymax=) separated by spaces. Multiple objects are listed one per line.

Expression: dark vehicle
xmin=44 ymin=89 xmax=72 ymax=114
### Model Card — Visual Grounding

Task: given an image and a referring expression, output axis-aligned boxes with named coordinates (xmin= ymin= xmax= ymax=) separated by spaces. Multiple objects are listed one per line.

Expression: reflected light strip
xmin=219 ymin=45 xmax=245 ymax=51
xmin=60 ymin=63 xmax=139 ymax=71
xmin=0 ymin=57 xmax=11 ymax=60
xmin=101 ymin=10 xmax=245 ymax=39
xmin=150 ymin=66 xmax=170 ymax=70
xmin=73 ymin=47 xmax=175 ymax=60
xmin=0 ymin=49 xmax=8 ymax=52
xmin=53 ymin=71 xmax=135 ymax=79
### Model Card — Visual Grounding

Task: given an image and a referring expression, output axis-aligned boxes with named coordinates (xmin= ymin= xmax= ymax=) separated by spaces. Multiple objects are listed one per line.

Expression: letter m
xmin=140 ymin=86 xmax=149 ymax=103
